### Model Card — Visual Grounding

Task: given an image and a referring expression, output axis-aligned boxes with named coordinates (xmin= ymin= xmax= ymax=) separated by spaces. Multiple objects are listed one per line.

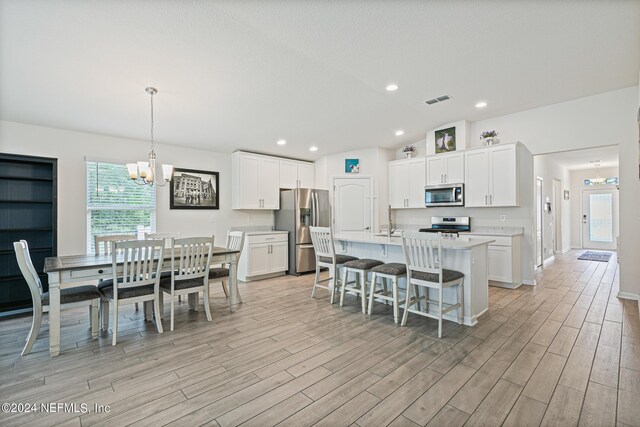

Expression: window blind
xmin=86 ymin=161 xmax=156 ymax=253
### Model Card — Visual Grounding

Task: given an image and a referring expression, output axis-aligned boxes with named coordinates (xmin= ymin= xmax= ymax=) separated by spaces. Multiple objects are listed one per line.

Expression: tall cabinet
xmin=232 ymin=152 xmax=280 ymax=209
xmin=0 ymin=153 xmax=57 ymax=315
xmin=464 ymin=143 xmax=519 ymax=207
xmin=388 ymin=158 xmax=426 ymax=208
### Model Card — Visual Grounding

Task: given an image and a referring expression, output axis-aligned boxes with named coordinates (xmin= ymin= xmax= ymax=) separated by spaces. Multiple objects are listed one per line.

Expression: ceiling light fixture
xmin=385 ymin=83 xmax=399 ymax=92
xmin=475 ymin=101 xmax=488 ymax=108
xmin=395 ymin=130 xmax=405 ymax=136
xmin=126 ymin=87 xmax=173 ymax=187
xmin=277 ymin=139 xmax=287 ymax=146
xmin=309 ymin=146 xmax=318 ymax=152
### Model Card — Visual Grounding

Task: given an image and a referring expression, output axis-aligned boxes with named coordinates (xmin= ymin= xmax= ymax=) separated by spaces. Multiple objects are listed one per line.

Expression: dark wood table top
xmin=44 ymin=247 xmax=239 ymax=273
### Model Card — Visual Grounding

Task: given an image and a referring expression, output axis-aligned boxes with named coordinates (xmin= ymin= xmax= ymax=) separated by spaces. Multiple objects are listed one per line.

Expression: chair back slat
xmin=95 ymin=234 xmax=137 ymax=255
xmin=310 ymin=226 xmax=335 ymax=260
xmin=170 ymin=237 xmax=214 ymax=282
xmin=226 ymin=231 xmax=244 ymax=252
xmin=402 ymin=231 xmax=443 ymax=279
xmin=13 ymin=241 xmax=44 ymax=306
xmin=145 ymin=232 xmax=181 ymax=249
xmin=112 ymin=239 xmax=164 ymax=293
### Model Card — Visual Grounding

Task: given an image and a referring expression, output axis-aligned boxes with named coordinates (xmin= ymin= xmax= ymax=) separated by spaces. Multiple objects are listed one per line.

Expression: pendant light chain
xmin=150 ymin=89 xmax=155 ymax=152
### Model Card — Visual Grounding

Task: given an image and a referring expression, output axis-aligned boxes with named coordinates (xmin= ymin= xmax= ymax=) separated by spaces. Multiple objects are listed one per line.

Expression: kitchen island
xmin=333 ymin=232 xmax=495 ymax=326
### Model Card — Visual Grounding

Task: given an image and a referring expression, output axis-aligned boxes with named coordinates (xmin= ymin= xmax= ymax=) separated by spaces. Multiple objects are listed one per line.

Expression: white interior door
xmin=536 ymin=177 xmax=543 ymax=267
xmin=582 ymin=188 xmax=618 ymax=250
xmin=333 ymin=177 xmax=372 ymax=235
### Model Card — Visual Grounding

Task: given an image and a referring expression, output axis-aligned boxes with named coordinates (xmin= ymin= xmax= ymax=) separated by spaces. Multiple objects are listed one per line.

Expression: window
xmin=584 ymin=177 xmax=618 ymax=186
xmin=86 ymin=161 xmax=155 ymax=253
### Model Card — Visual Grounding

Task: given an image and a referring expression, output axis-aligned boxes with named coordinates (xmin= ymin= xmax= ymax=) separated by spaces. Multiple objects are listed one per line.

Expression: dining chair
xmin=13 ymin=240 xmax=101 ymax=355
xmin=94 ymin=234 xmax=137 ymax=255
xmin=99 ymin=239 xmax=165 ymax=345
xmin=401 ymin=231 xmax=464 ymax=338
xmin=160 ymin=237 xmax=214 ymax=331
xmin=208 ymin=231 xmax=244 ymax=302
xmin=309 ymin=226 xmax=358 ymax=304
xmin=94 ymin=234 xmax=139 ymax=319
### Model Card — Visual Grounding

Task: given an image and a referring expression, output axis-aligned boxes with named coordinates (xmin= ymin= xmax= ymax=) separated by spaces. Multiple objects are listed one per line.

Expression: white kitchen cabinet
xmin=279 ymin=160 xmax=315 ymax=189
xmin=426 ymin=152 xmax=464 ymax=185
xmin=388 ymin=157 xmax=426 ymax=208
xmin=232 ymin=152 xmax=280 ymax=209
xmin=470 ymin=234 xmax=522 ymax=288
xmin=464 ymin=143 xmax=519 ymax=207
xmin=238 ymin=232 xmax=289 ymax=281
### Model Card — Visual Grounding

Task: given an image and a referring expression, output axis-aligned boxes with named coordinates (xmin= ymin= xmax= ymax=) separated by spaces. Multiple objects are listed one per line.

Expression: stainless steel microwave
xmin=425 ymin=183 xmax=464 ymax=207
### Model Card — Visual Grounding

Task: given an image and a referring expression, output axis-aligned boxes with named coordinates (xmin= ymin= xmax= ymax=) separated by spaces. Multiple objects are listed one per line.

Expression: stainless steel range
xmin=419 ymin=216 xmax=470 ymax=236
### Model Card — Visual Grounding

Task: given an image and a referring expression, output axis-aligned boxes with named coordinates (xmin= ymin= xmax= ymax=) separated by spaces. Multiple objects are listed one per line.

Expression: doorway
xmin=536 ymin=177 xmax=543 ymax=268
xmin=332 ymin=177 xmax=373 ymax=234
xmin=553 ymin=179 xmax=562 ymax=253
xmin=582 ymin=187 xmax=618 ymax=250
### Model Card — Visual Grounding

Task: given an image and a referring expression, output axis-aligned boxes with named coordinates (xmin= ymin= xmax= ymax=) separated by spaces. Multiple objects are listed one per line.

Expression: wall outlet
xmin=500 ymin=214 xmax=506 ymax=222
xmin=209 ymin=215 xmax=216 ymax=223
xmin=247 ymin=214 xmax=252 ymax=223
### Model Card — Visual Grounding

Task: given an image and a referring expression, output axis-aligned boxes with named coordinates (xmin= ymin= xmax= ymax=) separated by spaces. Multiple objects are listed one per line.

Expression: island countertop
xmin=332 ymin=232 xmax=495 ymax=249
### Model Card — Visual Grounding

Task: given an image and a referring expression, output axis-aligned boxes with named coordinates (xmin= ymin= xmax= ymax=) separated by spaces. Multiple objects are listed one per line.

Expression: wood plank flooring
xmin=0 ymin=250 xmax=639 ymax=426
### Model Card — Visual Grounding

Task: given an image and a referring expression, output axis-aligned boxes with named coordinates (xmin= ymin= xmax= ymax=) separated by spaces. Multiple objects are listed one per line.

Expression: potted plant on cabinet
xmin=402 ymin=144 xmax=417 ymax=158
xmin=480 ymin=130 xmax=499 ymax=146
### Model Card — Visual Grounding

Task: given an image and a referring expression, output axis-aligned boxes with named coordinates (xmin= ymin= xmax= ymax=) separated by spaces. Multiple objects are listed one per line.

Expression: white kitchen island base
xmin=333 ymin=233 xmax=493 ymax=327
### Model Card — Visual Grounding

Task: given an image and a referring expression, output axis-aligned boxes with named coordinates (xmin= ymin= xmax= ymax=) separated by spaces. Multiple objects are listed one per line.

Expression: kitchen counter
xmin=333 ymin=232 xmax=494 ymax=249
xmin=332 ymin=231 xmax=491 ymax=326
xmin=461 ymin=226 xmax=524 ymax=237
xmin=242 ymin=230 xmax=289 ymax=236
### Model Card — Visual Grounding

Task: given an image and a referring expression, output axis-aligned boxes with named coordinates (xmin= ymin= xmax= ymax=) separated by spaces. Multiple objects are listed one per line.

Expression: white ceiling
xmin=542 ymin=145 xmax=619 ymax=171
xmin=1 ymin=1 xmax=638 ymax=161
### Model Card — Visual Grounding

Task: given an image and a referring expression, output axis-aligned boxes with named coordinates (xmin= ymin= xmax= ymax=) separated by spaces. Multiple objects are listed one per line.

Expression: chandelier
xmin=126 ymin=87 xmax=173 ymax=186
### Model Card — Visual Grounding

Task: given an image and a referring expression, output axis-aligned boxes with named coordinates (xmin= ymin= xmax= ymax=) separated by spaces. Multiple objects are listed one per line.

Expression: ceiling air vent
xmin=425 ymin=94 xmax=451 ymax=105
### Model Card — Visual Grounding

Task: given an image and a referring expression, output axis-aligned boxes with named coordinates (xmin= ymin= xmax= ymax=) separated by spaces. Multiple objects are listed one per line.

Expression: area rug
xmin=577 ymin=251 xmax=613 ymax=262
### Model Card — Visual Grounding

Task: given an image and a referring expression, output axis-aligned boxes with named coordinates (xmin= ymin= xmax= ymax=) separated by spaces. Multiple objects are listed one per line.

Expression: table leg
xmin=229 ymin=254 xmax=238 ymax=312
xmin=48 ymin=272 xmax=61 ymax=357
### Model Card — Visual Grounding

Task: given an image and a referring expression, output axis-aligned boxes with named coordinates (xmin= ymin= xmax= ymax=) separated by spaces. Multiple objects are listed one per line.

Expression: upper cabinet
xmin=464 ymin=143 xmax=519 ymax=207
xmin=233 ymin=152 xmax=315 ymax=210
xmin=426 ymin=152 xmax=464 ymax=186
xmin=388 ymin=158 xmax=426 ymax=209
xmin=232 ymin=152 xmax=280 ymax=209
xmin=279 ymin=160 xmax=315 ymax=189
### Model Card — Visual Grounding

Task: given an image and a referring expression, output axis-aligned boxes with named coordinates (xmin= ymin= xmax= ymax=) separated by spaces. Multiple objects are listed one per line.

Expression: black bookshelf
xmin=0 ymin=153 xmax=57 ymax=315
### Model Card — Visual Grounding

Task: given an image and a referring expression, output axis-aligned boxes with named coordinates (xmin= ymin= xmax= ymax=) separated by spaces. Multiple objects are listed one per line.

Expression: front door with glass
xmin=581 ymin=188 xmax=618 ymax=250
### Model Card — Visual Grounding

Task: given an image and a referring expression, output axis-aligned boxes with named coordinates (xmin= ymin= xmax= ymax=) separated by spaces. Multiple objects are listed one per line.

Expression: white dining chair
xmin=208 ymin=231 xmax=244 ymax=302
xmin=401 ymin=231 xmax=464 ymax=338
xmin=160 ymin=237 xmax=215 ymax=331
xmin=309 ymin=226 xmax=358 ymax=304
xmin=13 ymin=240 xmax=101 ymax=355
xmin=99 ymin=239 xmax=165 ymax=345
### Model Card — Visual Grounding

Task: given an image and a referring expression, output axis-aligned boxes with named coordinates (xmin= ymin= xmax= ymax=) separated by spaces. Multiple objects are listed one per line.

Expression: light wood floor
xmin=0 ymin=250 xmax=639 ymax=427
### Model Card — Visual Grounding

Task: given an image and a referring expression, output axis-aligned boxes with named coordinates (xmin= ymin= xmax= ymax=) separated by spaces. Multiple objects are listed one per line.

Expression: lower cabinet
xmin=475 ymin=234 xmax=522 ymax=288
xmin=238 ymin=233 xmax=288 ymax=282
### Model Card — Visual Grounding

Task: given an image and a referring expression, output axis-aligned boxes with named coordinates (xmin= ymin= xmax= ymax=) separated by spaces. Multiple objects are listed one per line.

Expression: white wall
xmin=533 ymin=154 xmax=572 ymax=255
xmin=0 ymin=121 xmax=274 ymax=255
xmin=569 ymin=167 xmax=619 ymax=248
xmin=314 ymin=147 xmax=394 ymax=231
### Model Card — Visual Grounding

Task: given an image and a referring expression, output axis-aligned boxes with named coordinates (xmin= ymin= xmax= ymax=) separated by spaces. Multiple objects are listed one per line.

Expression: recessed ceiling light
xmin=475 ymin=101 xmax=488 ymax=108
xmin=276 ymin=139 xmax=286 ymax=145
xmin=395 ymin=130 xmax=405 ymax=136
xmin=385 ymin=83 xmax=399 ymax=92
xmin=309 ymin=146 xmax=318 ymax=152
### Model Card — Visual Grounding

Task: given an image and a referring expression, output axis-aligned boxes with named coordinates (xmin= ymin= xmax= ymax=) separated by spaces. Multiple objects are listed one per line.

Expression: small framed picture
xmin=435 ymin=126 xmax=456 ymax=153
xmin=564 ymin=190 xmax=570 ymax=200
xmin=345 ymin=159 xmax=360 ymax=173
xmin=170 ymin=168 xmax=219 ymax=209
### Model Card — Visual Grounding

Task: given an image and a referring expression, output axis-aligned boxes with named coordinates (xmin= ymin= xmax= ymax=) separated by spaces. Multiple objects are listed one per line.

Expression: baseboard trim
xmin=522 ymin=279 xmax=537 ymax=286
xmin=561 ymin=247 xmax=571 ymax=254
xmin=543 ymin=255 xmax=555 ymax=266
xmin=571 ymin=245 xmax=581 ymax=249
xmin=617 ymin=292 xmax=640 ymax=301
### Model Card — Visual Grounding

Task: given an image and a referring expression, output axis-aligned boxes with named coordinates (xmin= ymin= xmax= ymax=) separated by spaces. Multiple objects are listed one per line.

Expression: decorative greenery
xmin=402 ymin=144 xmax=416 ymax=153
xmin=480 ymin=130 xmax=499 ymax=139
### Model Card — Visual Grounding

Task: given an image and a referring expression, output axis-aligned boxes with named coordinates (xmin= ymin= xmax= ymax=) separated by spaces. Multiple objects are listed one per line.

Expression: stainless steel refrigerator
xmin=275 ymin=188 xmax=331 ymax=275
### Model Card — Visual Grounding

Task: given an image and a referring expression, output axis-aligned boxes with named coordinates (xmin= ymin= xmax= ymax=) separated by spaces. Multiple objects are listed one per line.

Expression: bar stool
xmin=310 ymin=226 xmax=359 ymax=304
xmin=401 ymin=231 xmax=464 ymax=338
xmin=367 ymin=262 xmax=407 ymax=324
xmin=340 ymin=259 xmax=383 ymax=313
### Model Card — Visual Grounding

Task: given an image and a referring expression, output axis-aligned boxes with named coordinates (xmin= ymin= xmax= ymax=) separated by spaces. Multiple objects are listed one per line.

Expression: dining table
xmin=43 ymin=246 xmax=240 ymax=357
